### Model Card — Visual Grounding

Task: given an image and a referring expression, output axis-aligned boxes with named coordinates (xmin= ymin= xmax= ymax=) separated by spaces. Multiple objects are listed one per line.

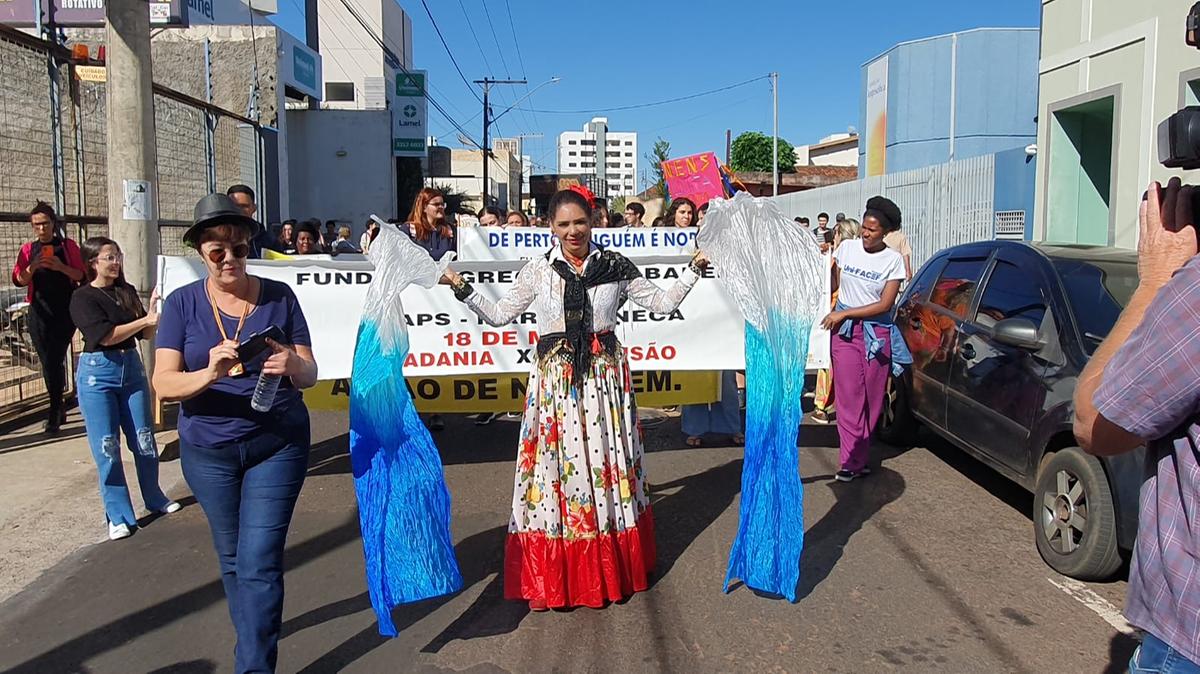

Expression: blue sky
xmin=273 ymin=1 xmax=1040 ymax=183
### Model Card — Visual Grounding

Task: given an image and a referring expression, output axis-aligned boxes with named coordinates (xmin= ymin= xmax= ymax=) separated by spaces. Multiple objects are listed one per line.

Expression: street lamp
xmin=492 ymin=77 xmax=561 ymax=124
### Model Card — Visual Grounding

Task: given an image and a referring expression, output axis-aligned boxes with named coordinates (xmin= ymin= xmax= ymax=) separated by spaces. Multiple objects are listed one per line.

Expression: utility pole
xmin=105 ymin=0 xmax=160 ymax=372
xmin=725 ymin=129 xmax=732 ymax=167
xmin=771 ymin=72 xmax=779 ymax=197
xmin=474 ymin=77 xmax=526 ymax=206
xmin=305 ymin=0 xmax=319 ymax=110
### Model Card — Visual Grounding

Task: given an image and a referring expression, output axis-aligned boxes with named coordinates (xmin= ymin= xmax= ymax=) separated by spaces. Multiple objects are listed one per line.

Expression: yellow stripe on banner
xmin=303 ymin=371 xmax=722 ymax=413
xmin=262 ymin=249 xmax=295 ymax=261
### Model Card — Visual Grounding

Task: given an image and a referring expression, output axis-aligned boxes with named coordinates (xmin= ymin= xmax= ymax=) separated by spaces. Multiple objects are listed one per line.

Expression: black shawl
xmin=547 ymin=249 xmax=641 ymax=383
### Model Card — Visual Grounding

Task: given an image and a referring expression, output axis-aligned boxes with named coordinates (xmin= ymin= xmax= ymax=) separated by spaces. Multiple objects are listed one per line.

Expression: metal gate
xmin=770 ymin=154 xmax=998 ymax=272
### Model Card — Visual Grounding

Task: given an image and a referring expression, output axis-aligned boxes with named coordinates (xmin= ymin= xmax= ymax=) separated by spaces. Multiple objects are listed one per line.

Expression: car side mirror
xmin=992 ymin=317 xmax=1045 ymax=350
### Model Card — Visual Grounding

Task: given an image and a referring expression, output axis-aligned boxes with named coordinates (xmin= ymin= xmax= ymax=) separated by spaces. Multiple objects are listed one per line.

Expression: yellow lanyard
xmin=207 ymin=280 xmax=251 ymax=376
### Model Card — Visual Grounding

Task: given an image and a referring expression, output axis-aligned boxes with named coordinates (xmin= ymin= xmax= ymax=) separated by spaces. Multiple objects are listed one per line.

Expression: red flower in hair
xmin=566 ymin=184 xmax=596 ymax=208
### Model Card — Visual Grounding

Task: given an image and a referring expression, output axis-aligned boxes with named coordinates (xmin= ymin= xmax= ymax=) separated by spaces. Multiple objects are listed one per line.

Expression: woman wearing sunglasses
xmin=69 ymin=237 xmax=180 ymax=541
xmin=153 ymin=193 xmax=318 ymax=674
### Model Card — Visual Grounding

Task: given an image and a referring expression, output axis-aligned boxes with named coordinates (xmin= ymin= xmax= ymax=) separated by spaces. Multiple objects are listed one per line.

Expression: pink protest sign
xmin=661 ymin=152 xmax=726 ymax=205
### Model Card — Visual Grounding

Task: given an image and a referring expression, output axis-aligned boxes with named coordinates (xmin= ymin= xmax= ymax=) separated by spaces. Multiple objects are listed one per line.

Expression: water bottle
xmin=250 ymin=372 xmax=281 ymax=412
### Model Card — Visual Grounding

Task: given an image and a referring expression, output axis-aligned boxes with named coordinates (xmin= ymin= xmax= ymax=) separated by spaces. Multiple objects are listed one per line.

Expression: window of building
xmin=582 ymin=162 xmax=595 ymax=168
xmin=625 ymin=163 xmax=633 ymax=168
xmin=607 ymin=162 xmax=620 ymax=168
xmin=930 ymin=257 xmax=989 ymax=318
xmin=568 ymin=139 xmax=577 ymax=145
xmin=325 ymin=82 xmax=355 ymax=102
xmin=582 ymin=150 xmax=595 ymax=157
xmin=581 ymin=139 xmax=596 ymax=146
xmin=624 ymin=141 xmax=633 ymax=146
xmin=1047 ymin=95 xmax=1115 ymax=245
xmin=568 ymin=162 xmax=577 ymax=168
xmin=1185 ymin=75 xmax=1200 ymax=106
xmin=608 ymin=140 xmax=620 ymax=146
xmin=624 ymin=152 xmax=633 ymax=157
xmin=568 ymin=151 xmax=577 ymax=156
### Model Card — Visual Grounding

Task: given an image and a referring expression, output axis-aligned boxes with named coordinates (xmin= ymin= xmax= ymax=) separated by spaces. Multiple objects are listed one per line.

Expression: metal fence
xmin=0 ymin=25 xmax=263 ymax=419
xmin=769 ymin=154 xmax=999 ymax=273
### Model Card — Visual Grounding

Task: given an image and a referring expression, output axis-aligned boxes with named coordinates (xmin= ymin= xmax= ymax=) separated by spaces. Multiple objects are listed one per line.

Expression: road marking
xmin=1047 ymin=577 xmax=1137 ymax=636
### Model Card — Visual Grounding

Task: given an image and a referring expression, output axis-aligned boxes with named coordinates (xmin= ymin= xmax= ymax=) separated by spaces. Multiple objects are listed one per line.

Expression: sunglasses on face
xmin=203 ymin=243 xmax=250 ymax=263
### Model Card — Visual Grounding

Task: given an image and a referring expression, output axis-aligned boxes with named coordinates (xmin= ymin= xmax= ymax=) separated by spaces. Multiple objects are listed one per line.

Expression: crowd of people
xmin=11 ymin=163 xmax=1200 ymax=673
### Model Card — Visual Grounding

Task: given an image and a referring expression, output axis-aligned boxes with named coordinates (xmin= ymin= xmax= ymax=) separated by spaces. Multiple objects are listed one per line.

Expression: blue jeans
xmin=180 ymin=404 xmax=310 ymax=674
xmin=1131 ymin=633 xmax=1200 ymax=673
xmin=76 ymin=349 xmax=169 ymax=526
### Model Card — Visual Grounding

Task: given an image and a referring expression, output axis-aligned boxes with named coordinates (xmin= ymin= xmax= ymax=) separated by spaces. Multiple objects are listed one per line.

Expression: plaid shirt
xmin=1095 ymin=255 xmax=1200 ymax=663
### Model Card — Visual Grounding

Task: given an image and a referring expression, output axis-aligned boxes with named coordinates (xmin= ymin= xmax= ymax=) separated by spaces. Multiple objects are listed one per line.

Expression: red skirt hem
xmin=503 ymin=508 xmax=657 ymax=608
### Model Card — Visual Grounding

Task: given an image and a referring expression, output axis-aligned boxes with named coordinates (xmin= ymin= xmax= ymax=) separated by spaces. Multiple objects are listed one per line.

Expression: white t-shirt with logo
xmin=834 ymin=238 xmax=907 ymax=309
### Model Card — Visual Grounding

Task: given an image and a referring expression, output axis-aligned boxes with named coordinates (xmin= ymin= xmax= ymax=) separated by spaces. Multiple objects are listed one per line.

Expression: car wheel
xmin=1033 ymin=448 xmax=1122 ymax=581
xmin=876 ymin=370 xmax=918 ymax=446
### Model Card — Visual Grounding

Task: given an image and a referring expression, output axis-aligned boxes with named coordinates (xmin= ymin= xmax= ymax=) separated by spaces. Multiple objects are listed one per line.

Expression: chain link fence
xmin=0 ymin=25 xmax=263 ymax=421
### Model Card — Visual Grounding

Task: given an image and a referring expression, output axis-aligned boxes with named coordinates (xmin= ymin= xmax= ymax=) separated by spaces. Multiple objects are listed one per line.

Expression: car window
xmin=974 ymin=260 xmax=1047 ymax=329
xmin=929 ymin=257 xmax=988 ymax=318
xmin=1052 ymin=258 xmax=1138 ymax=354
xmin=905 ymin=255 xmax=945 ymax=303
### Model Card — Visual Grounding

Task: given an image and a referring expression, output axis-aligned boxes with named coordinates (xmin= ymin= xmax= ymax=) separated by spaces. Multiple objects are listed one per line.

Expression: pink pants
xmin=830 ymin=322 xmax=891 ymax=473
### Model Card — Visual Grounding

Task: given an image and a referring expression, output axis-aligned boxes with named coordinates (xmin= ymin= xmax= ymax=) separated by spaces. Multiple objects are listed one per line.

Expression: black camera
xmin=1158 ymin=2 xmax=1200 ymax=169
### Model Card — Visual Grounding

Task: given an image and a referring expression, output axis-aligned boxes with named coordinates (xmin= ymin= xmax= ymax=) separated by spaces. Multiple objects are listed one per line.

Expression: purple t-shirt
xmin=1095 ymin=254 xmax=1200 ymax=663
xmin=157 ymin=277 xmax=312 ymax=448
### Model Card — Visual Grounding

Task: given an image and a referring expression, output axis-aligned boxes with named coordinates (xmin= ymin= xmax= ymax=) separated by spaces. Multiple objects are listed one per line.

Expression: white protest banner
xmin=456 ymin=226 xmax=699 ymax=261
xmin=157 ymin=256 xmax=781 ymax=380
xmin=455 ymin=227 xmax=832 ymax=371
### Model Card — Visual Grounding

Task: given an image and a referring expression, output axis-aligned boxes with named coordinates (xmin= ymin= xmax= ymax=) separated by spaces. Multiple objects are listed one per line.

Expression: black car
xmin=880 ymin=241 xmax=1143 ymax=581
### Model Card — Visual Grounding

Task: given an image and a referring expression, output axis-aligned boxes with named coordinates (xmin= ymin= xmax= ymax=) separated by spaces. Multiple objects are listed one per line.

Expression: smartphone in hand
xmin=237 ymin=325 xmax=285 ymax=363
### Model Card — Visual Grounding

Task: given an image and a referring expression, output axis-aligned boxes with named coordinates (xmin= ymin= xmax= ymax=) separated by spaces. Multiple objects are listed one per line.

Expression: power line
xmin=334 ymin=0 xmax=483 ymax=148
xmin=329 ymin=0 xmax=472 ymax=121
xmin=479 ymin=0 xmax=510 ymax=78
xmin=419 ymin=0 xmax=483 ymax=103
xmin=503 ymin=0 xmax=526 ymax=79
xmin=515 ymin=75 xmax=771 ymax=114
xmin=501 ymin=0 xmax=541 ymax=163
xmin=456 ymin=0 xmax=492 ymax=77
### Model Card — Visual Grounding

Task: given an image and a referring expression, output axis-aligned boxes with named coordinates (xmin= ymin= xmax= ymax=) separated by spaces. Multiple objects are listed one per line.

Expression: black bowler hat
xmin=183 ymin=193 xmax=261 ymax=248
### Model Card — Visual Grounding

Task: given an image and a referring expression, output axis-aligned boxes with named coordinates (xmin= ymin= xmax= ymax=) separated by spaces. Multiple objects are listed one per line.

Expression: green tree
xmin=432 ymin=183 xmax=473 ymax=217
xmin=646 ymin=137 xmax=671 ymax=197
xmin=730 ymin=131 xmax=796 ymax=174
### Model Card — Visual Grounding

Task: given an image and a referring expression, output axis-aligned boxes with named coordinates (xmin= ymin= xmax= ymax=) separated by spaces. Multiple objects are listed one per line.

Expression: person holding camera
xmin=11 ymin=201 xmax=87 ymax=433
xmin=70 ymin=237 xmax=180 ymax=541
xmin=153 ymin=193 xmax=317 ymax=674
xmin=1074 ymin=178 xmax=1200 ymax=672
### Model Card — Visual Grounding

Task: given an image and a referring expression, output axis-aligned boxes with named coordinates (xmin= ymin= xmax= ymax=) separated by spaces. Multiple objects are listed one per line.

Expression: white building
xmin=493 ymin=137 xmax=532 ymax=200
xmin=557 ymin=117 xmax=638 ymax=199
xmin=794 ymin=133 xmax=859 ymax=169
xmin=316 ymin=0 xmax=414 ymax=110
xmin=1035 ymin=0 xmax=1199 ymax=248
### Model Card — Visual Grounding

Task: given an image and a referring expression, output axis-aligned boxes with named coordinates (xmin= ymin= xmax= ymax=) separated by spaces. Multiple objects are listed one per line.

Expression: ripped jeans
xmin=76 ymin=349 xmax=170 ymax=526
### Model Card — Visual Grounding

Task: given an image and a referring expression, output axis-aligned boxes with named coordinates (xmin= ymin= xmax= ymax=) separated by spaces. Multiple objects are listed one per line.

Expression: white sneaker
xmin=159 ymin=501 xmax=182 ymax=514
xmin=108 ymin=522 xmax=132 ymax=541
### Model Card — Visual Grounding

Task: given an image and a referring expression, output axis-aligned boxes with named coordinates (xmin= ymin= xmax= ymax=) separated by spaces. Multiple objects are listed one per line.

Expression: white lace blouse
xmin=464 ymin=245 xmax=699 ymax=333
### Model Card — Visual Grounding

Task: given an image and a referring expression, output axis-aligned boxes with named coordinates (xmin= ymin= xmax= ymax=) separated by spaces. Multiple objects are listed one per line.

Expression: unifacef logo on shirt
xmin=842 ymin=264 xmax=885 ymax=281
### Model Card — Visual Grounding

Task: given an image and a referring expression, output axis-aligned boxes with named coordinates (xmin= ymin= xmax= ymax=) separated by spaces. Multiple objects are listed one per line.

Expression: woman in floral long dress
xmin=440 ymin=187 xmax=709 ymax=611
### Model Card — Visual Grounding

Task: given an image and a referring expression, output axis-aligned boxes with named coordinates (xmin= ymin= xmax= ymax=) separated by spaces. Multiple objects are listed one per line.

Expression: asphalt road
xmin=0 ymin=410 xmax=1135 ymax=673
